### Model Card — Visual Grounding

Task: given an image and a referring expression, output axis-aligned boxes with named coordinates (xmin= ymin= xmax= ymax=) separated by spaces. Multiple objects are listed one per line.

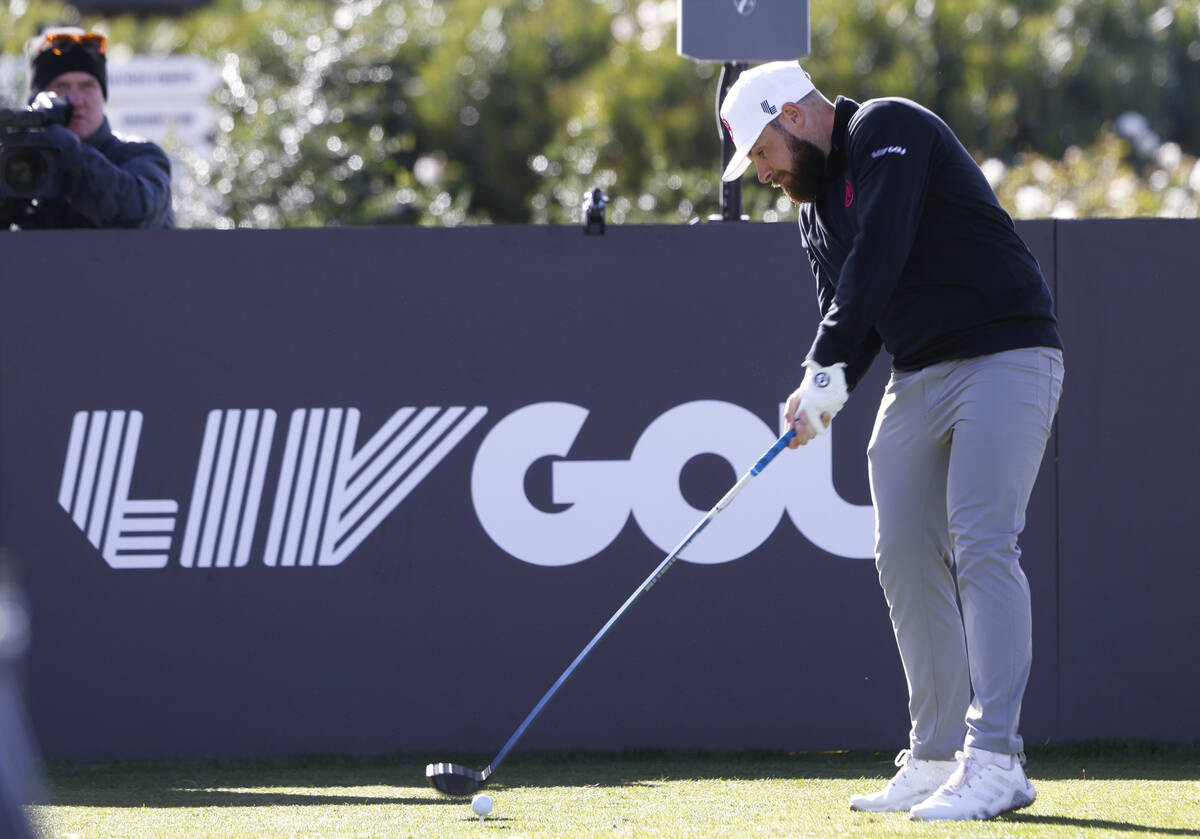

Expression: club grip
xmin=750 ymin=428 xmax=795 ymax=476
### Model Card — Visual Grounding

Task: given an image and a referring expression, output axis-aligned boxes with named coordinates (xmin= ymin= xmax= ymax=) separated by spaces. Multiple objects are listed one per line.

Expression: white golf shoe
xmin=848 ymin=749 xmax=958 ymax=812
xmin=908 ymin=747 xmax=1037 ymax=821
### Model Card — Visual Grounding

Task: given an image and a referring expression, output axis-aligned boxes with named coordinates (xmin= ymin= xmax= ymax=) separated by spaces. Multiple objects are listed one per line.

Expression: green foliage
xmin=162 ymin=0 xmax=464 ymax=227
xmin=805 ymin=0 xmax=1200 ymax=158
xmin=987 ymin=132 xmax=1200 ymax=218
xmin=2 ymin=0 xmax=1198 ymax=226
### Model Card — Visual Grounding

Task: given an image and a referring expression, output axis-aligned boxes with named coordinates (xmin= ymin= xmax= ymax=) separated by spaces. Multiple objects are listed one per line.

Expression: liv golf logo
xmin=58 ymin=407 xmax=487 ymax=569
xmin=58 ymin=401 xmax=874 ymax=571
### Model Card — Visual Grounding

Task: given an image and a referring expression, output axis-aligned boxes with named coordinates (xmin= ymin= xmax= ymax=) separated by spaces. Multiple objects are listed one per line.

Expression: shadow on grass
xmin=41 ymin=742 xmax=1200 ymax=809
xmin=1021 ymin=740 xmax=1200 ymax=781
xmin=1005 ymin=813 xmax=1200 ymax=837
xmin=44 ymin=789 xmax=445 ymax=808
xmin=41 ymin=749 xmax=866 ymax=809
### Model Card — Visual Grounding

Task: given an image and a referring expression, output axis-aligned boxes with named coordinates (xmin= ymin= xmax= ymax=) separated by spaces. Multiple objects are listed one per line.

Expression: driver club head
xmin=426 ymin=762 xmax=490 ymax=796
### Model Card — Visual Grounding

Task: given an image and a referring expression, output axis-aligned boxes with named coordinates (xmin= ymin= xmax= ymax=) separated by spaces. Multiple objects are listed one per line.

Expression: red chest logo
xmin=844 ymin=180 xmax=855 ymax=207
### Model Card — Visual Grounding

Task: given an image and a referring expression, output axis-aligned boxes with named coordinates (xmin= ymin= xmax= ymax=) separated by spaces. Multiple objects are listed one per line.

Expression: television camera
xmin=0 ymin=92 xmax=73 ymax=228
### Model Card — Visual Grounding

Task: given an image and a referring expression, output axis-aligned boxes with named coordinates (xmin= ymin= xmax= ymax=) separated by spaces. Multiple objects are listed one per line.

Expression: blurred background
xmin=2 ymin=0 xmax=1197 ymax=228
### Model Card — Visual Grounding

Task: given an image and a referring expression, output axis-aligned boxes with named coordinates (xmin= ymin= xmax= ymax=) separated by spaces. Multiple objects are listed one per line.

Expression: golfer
xmin=719 ymin=61 xmax=1064 ymax=821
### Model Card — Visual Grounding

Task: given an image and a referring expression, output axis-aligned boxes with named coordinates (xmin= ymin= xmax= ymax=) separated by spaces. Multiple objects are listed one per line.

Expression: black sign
xmin=1 ymin=221 xmax=1195 ymax=759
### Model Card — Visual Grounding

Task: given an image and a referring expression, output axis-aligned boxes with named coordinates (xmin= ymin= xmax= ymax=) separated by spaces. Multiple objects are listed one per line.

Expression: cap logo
xmin=734 ymin=0 xmax=757 ymax=15
xmin=760 ymin=100 xmax=777 ymax=116
xmin=721 ymin=117 xmax=735 ymax=144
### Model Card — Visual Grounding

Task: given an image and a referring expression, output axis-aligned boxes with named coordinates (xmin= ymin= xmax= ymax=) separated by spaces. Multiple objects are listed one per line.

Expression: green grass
xmin=30 ymin=742 xmax=1200 ymax=838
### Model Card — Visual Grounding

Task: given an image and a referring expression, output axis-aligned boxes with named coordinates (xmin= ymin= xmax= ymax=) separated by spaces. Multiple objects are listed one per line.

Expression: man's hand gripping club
xmin=784 ymin=361 xmax=849 ymax=448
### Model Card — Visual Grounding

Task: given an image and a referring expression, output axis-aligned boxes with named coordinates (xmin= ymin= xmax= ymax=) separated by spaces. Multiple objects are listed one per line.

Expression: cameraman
xmin=10 ymin=28 xmax=174 ymax=229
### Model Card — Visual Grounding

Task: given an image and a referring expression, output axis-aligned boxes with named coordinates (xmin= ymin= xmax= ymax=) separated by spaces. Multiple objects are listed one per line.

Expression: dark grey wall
xmin=1053 ymin=220 xmax=1200 ymax=740
xmin=0 ymin=220 xmax=1193 ymax=760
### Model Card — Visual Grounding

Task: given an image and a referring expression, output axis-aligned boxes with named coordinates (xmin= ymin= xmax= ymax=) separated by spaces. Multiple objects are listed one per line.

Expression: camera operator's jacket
xmin=33 ymin=119 xmax=174 ymax=229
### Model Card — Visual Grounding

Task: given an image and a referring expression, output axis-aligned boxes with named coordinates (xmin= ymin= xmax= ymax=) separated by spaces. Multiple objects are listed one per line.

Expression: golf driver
xmin=427 ymin=427 xmax=798 ymax=796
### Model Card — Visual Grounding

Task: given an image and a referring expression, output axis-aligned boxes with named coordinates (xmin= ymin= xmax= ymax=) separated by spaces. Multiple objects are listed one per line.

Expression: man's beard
xmin=775 ymin=130 xmax=827 ymax=205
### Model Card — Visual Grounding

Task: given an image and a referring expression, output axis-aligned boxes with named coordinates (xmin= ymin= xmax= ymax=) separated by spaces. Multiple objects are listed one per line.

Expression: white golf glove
xmin=789 ymin=361 xmax=848 ymax=436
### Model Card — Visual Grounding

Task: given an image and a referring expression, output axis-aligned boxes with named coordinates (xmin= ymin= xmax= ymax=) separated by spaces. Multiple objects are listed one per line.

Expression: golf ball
xmin=471 ymin=793 xmax=493 ymax=818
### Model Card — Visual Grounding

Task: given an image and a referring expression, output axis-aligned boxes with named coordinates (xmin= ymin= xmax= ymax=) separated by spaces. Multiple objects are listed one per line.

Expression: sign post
xmin=677 ymin=1 xmax=810 ymax=222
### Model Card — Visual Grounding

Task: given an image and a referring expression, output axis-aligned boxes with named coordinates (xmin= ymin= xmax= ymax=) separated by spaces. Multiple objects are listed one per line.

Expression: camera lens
xmin=0 ymin=146 xmax=60 ymax=199
xmin=2 ymin=150 xmax=50 ymax=195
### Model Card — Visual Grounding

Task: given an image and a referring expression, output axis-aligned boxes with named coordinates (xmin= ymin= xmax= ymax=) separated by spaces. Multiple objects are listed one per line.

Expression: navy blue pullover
xmin=801 ymin=97 xmax=1061 ymax=389
xmin=16 ymin=119 xmax=174 ymax=229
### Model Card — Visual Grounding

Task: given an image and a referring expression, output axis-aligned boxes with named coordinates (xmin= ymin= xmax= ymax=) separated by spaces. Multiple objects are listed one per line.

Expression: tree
xmin=2 ymin=0 xmax=1197 ymax=227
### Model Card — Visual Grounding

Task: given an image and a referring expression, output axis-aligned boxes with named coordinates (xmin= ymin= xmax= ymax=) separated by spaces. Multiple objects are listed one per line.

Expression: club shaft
xmin=487 ymin=428 xmax=796 ymax=774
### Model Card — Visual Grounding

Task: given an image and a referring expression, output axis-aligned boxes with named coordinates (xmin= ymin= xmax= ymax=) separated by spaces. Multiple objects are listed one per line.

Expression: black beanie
xmin=31 ymin=42 xmax=107 ymax=100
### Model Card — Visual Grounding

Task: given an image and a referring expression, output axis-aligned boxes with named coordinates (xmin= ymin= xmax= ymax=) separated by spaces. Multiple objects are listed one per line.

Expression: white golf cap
xmin=719 ymin=61 xmax=816 ymax=182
